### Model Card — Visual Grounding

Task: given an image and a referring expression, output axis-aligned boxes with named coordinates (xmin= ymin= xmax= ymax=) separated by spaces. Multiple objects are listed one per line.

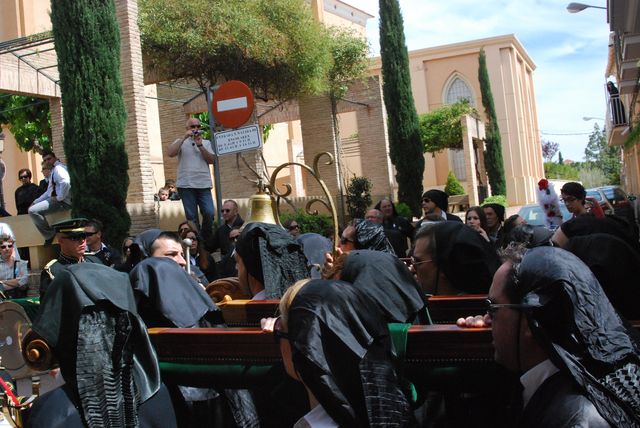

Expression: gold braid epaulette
xmin=43 ymin=259 xmax=58 ymax=280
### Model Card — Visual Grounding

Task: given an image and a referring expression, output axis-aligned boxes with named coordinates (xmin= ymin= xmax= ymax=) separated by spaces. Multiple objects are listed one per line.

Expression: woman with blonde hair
xmin=271 ymin=278 xmax=414 ymax=427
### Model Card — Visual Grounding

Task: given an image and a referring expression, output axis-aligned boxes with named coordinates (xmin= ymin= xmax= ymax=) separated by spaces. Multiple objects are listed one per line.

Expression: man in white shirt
xmin=167 ymin=117 xmax=216 ymax=241
xmin=28 ymin=150 xmax=72 ymax=245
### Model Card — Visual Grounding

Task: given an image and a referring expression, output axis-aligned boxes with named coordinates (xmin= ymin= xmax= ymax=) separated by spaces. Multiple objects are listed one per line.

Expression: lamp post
xmin=0 ymin=131 xmax=5 ymax=211
xmin=566 ymin=2 xmax=606 ymax=13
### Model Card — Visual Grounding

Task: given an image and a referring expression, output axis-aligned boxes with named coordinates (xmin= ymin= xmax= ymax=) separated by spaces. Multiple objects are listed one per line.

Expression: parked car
xmin=590 ymin=186 xmax=636 ymax=223
xmin=517 ymin=203 xmax=572 ymax=227
xmin=585 ymin=188 xmax=615 ymax=215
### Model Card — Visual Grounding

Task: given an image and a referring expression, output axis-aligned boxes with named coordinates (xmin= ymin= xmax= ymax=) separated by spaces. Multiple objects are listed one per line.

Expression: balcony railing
xmin=605 ymin=82 xmax=629 ymax=146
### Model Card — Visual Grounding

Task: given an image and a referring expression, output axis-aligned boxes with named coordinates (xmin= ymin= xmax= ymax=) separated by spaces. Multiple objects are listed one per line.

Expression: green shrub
xmin=482 ymin=194 xmax=507 ymax=208
xmin=346 ymin=176 xmax=372 ymax=220
xmin=394 ymin=202 xmax=414 ymax=220
xmin=280 ymin=210 xmax=333 ymax=236
xmin=444 ymin=171 xmax=465 ymax=196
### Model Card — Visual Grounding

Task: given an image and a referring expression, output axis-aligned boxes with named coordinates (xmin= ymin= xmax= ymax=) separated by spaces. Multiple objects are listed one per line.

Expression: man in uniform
xmin=40 ymin=218 xmax=103 ymax=298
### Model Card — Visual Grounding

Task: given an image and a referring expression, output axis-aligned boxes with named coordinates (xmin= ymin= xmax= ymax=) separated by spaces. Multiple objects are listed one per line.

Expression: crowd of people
xmin=6 ymin=126 xmax=640 ymax=427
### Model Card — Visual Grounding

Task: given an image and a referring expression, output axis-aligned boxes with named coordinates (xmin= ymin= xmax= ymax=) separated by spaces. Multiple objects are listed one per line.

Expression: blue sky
xmin=346 ymin=0 xmax=611 ymax=162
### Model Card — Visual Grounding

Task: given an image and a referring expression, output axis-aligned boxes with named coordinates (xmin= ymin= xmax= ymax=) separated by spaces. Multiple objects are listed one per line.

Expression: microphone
xmin=182 ymin=238 xmax=192 ymax=275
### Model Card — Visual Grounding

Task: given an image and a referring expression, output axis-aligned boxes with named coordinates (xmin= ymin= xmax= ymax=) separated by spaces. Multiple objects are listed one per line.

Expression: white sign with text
xmin=214 ymin=125 xmax=263 ymax=156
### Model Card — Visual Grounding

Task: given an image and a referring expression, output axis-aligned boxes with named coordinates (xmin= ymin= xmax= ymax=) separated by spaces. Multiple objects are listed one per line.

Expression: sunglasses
xmin=189 ymin=124 xmax=201 ymax=129
xmin=222 ymin=209 xmax=231 ymax=213
xmin=484 ymin=298 xmax=533 ymax=319
xmin=288 ymin=225 xmax=299 ymax=230
xmin=410 ymin=256 xmax=433 ymax=266
xmin=340 ymin=236 xmax=354 ymax=245
xmin=124 ymin=245 xmax=132 ymax=250
xmin=560 ymin=196 xmax=577 ymax=203
xmin=0 ymin=244 xmax=13 ymax=249
xmin=63 ymin=235 xmax=87 ymax=242
xmin=272 ymin=317 xmax=290 ymax=343
xmin=19 ymin=175 xmax=29 ymax=179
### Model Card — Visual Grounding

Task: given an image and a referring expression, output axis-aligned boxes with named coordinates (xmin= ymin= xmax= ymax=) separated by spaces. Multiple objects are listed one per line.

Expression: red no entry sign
xmin=212 ymin=80 xmax=255 ymax=129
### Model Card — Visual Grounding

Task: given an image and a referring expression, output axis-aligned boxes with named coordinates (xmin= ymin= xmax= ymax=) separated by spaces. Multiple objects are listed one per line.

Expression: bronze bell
xmin=246 ymin=189 xmax=280 ymax=225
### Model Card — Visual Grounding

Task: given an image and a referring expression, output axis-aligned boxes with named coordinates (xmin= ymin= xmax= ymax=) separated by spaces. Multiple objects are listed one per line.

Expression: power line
xmin=540 ymin=131 xmax=593 ymax=136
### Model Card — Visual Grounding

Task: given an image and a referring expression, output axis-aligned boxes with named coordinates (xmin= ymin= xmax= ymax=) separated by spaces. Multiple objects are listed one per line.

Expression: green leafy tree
xmin=379 ymin=0 xmax=425 ymax=216
xmin=444 ymin=171 xmax=465 ymax=195
xmin=419 ymin=100 xmax=475 ymax=153
xmin=579 ymin=167 xmax=607 ymax=188
xmin=478 ymin=48 xmax=506 ymax=195
xmin=558 ymin=151 xmax=564 ymax=165
xmin=0 ymin=95 xmax=51 ymax=151
xmin=140 ymin=0 xmax=333 ymax=100
xmin=584 ymin=123 xmax=621 ymax=185
xmin=346 ymin=176 xmax=372 ymax=220
xmin=544 ymin=162 xmax=579 ymax=180
xmin=51 ymin=0 xmax=130 ymax=246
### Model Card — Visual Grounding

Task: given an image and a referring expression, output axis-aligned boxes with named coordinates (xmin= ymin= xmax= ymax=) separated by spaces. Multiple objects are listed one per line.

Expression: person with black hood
xmin=415 ymin=189 xmax=462 ymax=230
xmin=275 ymin=278 xmax=415 ymax=427
xmin=329 ymin=250 xmax=430 ymax=325
xmin=339 ymin=219 xmax=396 ymax=255
xmin=489 ymin=245 xmax=640 ymax=427
xmin=412 ymin=222 xmax=500 ymax=296
xmin=234 ymin=222 xmax=310 ymax=300
xmin=129 ymin=232 xmax=260 ymax=428
xmin=482 ymin=203 xmax=505 ymax=242
xmin=27 ymin=263 xmax=177 ymax=428
xmin=375 ymin=198 xmax=414 ymax=257
xmin=565 ymin=233 xmax=640 ymax=320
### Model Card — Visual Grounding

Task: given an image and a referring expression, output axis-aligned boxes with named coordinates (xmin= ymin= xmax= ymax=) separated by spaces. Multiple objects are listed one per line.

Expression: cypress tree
xmin=51 ymin=0 xmax=130 ymax=246
xmin=379 ymin=0 xmax=425 ymax=216
xmin=478 ymin=49 xmax=506 ymax=195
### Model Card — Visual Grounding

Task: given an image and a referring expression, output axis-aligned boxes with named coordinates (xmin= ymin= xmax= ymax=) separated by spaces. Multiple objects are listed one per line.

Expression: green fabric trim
xmin=11 ymin=297 xmax=40 ymax=321
xmin=159 ymin=362 xmax=282 ymax=389
xmin=387 ymin=323 xmax=417 ymax=403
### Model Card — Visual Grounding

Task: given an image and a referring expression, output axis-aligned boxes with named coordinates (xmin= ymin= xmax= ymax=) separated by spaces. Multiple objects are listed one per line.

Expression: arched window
xmin=445 ymin=77 xmax=475 ymax=106
xmin=443 ymin=76 xmax=475 ymax=181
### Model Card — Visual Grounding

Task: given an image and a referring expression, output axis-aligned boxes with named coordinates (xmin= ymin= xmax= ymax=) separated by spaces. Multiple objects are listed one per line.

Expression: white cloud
xmin=345 ymin=0 xmax=610 ymax=161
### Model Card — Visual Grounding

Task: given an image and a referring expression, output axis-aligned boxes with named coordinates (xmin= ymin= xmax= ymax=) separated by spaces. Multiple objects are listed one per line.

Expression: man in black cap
xmin=417 ymin=189 xmax=462 ymax=227
xmin=489 ymin=245 xmax=640 ymax=427
xmin=40 ymin=218 xmax=103 ymax=298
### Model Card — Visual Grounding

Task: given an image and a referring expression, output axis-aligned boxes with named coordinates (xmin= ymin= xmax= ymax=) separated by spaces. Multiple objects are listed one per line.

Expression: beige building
xmin=368 ymin=35 xmax=544 ymax=206
xmin=603 ymin=0 xmax=640 ymax=196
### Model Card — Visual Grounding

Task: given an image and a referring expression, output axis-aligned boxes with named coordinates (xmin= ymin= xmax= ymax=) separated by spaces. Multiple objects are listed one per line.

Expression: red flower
xmin=538 ymin=178 xmax=549 ymax=190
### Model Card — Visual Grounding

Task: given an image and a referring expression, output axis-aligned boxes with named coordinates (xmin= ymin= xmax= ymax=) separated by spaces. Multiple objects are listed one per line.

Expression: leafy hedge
xmin=280 ymin=210 xmax=333 ymax=236
xmin=444 ymin=171 xmax=465 ymax=196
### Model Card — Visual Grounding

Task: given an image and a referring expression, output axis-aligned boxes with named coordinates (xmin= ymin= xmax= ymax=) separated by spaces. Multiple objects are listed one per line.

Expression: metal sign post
xmin=206 ymin=87 xmax=224 ymax=225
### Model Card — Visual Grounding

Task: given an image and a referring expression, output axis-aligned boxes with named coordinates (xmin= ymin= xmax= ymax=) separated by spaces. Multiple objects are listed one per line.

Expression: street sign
xmin=212 ymin=80 xmax=255 ymax=129
xmin=214 ymin=125 xmax=262 ymax=156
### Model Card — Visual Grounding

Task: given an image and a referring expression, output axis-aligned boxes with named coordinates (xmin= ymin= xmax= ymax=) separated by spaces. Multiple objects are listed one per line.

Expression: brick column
xmin=48 ymin=98 xmax=64 ymax=161
xmin=299 ymin=94 xmax=339 ymax=197
xmin=348 ymin=76 xmax=395 ymax=199
xmin=115 ymin=0 xmax=157 ymax=233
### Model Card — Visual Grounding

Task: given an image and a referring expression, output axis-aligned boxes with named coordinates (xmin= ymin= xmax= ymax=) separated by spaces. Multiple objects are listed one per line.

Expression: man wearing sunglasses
xmin=40 ymin=218 xmax=103 ymax=299
xmin=14 ymin=168 xmax=40 ymax=215
xmin=167 ymin=117 xmax=216 ymax=241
